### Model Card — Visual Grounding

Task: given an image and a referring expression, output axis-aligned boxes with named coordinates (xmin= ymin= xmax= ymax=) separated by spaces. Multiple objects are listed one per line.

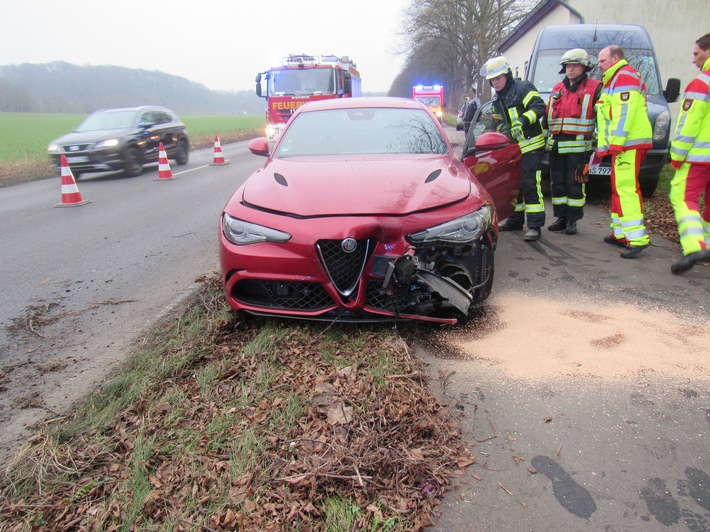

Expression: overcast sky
xmin=1 ymin=0 xmax=411 ymax=93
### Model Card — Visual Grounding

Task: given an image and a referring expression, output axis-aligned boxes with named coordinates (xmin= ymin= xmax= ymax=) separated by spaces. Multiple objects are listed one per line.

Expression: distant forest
xmin=0 ymin=61 xmax=267 ymax=115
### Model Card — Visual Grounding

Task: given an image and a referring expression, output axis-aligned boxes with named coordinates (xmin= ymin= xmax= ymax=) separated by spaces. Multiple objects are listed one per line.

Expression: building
xmin=496 ymin=0 xmax=706 ymax=118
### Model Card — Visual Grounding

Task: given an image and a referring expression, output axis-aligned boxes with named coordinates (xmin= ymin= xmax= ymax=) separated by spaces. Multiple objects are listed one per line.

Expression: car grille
xmin=234 ymin=280 xmax=333 ymax=311
xmin=316 ymin=239 xmax=372 ymax=298
xmin=62 ymin=144 xmax=91 ymax=152
xmin=365 ymin=279 xmax=417 ymax=313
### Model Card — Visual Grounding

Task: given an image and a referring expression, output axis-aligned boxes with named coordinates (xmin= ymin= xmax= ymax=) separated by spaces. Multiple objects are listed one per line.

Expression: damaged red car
xmin=220 ymin=97 xmax=520 ymax=324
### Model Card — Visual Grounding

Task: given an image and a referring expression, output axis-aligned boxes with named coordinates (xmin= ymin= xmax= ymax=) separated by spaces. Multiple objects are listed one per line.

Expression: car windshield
xmin=415 ymin=96 xmax=441 ymax=107
xmin=274 ymin=107 xmax=449 ymax=157
xmin=269 ymin=68 xmax=336 ymax=96
xmin=76 ymin=110 xmax=137 ymax=132
xmin=531 ymin=49 xmax=661 ymax=96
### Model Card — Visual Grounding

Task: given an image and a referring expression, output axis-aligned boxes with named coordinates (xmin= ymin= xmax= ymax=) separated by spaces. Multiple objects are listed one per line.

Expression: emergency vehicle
xmin=412 ymin=85 xmax=445 ymax=121
xmin=256 ymin=54 xmax=362 ymax=142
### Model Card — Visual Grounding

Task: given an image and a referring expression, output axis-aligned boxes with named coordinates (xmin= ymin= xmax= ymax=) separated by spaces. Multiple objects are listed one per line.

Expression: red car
xmin=220 ymin=97 xmax=521 ymax=324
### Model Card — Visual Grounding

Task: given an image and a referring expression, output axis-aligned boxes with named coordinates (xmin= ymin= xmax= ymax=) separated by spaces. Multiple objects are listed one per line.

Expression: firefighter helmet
xmin=480 ymin=56 xmax=511 ymax=80
xmin=558 ymin=48 xmax=592 ymax=73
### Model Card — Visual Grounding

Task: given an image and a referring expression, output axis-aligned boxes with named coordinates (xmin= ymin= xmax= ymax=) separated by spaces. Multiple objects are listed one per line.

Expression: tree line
xmin=0 ymin=61 xmax=266 ymax=115
xmin=389 ymin=0 xmax=535 ymax=111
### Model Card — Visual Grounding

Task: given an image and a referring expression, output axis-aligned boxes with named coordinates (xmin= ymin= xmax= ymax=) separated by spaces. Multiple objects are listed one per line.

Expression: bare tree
xmin=396 ymin=0 xmax=534 ymax=108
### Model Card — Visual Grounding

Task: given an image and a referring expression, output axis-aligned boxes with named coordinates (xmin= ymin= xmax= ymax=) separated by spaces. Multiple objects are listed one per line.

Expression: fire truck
xmin=412 ymin=85 xmax=445 ymax=121
xmin=256 ymin=54 xmax=362 ymax=142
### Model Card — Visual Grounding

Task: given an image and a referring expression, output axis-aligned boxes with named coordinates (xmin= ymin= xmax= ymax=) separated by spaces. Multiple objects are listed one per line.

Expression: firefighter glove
xmin=545 ymin=135 xmax=555 ymax=152
xmin=671 ymin=159 xmax=683 ymax=170
xmin=510 ymin=120 xmax=525 ymax=141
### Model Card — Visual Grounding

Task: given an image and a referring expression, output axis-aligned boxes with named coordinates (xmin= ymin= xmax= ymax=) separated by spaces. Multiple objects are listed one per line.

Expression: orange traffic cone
xmin=156 ymin=142 xmax=176 ymax=180
xmin=55 ymin=155 xmax=90 ymax=207
xmin=210 ymin=135 xmax=229 ymax=166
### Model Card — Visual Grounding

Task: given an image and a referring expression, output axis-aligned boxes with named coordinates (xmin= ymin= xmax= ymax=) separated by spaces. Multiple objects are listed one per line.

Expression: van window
xmin=530 ymin=49 xmax=661 ymax=96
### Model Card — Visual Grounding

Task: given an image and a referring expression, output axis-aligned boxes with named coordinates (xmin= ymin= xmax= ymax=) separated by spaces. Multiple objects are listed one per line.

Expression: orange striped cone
xmin=210 ymin=135 xmax=229 ymax=165
xmin=54 ymin=155 xmax=90 ymax=207
xmin=156 ymin=142 xmax=176 ymax=180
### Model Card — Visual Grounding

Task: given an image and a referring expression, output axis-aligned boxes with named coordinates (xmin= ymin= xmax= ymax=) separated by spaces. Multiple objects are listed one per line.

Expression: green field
xmin=0 ymin=112 xmax=265 ymax=164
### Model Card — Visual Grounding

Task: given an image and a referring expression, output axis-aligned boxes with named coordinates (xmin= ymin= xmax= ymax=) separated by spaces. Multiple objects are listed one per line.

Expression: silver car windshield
xmin=531 ymin=49 xmax=661 ymax=96
xmin=76 ymin=110 xmax=137 ymax=132
xmin=274 ymin=108 xmax=449 ymax=157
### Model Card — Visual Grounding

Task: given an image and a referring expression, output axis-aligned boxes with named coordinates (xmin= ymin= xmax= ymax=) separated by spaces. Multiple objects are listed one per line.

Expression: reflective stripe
xmin=685 ymin=90 xmax=709 ymax=102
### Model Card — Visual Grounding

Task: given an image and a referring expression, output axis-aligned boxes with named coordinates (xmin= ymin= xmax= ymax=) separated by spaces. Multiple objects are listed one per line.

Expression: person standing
xmin=596 ymin=45 xmax=653 ymax=258
xmin=481 ymin=56 xmax=547 ymax=241
xmin=668 ymin=33 xmax=710 ymax=274
xmin=463 ymin=87 xmax=481 ymax=134
xmin=546 ymin=49 xmax=602 ymax=235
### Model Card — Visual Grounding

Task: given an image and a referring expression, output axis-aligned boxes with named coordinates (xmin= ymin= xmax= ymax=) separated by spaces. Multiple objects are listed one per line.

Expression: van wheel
xmin=123 ymin=148 xmax=142 ymax=177
xmin=175 ymin=139 xmax=189 ymax=165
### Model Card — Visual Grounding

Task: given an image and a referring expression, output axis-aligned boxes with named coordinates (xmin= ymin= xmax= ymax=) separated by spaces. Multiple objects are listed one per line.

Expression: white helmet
xmin=559 ymin=48 xmax=592 ymax=73
xmin=480 ymin=56 xmax=511 ymax=80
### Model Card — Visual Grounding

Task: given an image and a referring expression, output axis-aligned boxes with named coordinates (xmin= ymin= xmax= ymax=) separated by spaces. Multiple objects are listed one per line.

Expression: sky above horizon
xmin=1 ymin=0 xmax=411 ymax=93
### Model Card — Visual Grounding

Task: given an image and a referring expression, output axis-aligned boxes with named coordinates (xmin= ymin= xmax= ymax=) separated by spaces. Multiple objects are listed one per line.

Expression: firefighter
xmin=668 ymin=33 xmax=710 ymax=274
xmin=545 ymin=49 xmax=602 ymax=235
xmin=482 ymin=56 xmax=547 ymax=241
xmin=596 ymin=45 xmax=653 ymax=258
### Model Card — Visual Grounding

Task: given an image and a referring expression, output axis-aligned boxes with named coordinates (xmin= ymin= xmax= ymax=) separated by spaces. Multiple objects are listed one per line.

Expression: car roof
xmin=93 ymin=105 xmax=172 ymax=114
xmin=298 ymin=97 xmax=426 ymax=113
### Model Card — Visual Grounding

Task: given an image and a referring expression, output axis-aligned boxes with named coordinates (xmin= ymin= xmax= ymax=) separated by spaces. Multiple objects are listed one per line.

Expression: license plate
xmin=589 ymin=166 xmax=612 ymax=176
xmin=66 ymin=156 xmax=89 ymax=163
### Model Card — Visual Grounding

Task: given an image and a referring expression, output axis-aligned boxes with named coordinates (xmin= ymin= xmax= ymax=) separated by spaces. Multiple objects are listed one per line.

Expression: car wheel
xmin=73 ymin=171 xmax=82 ymax=180
xmin=175 ymin=139 xmax=189 ymax=165
xmin=123 ymin=147 xmax=142 ymax=177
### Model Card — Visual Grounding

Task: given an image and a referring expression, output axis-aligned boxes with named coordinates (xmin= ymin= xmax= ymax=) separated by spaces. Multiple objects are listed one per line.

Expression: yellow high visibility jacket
xmin=671 ymin=56 xmax=710 ymax=165
xmin=596 ymin=60 xmax=652 ymax=155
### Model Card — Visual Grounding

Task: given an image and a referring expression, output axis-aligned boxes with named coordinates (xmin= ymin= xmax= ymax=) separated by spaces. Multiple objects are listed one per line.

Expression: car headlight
xmin=95 ymin=138 xmax=119 ymax=148
xmin=222 ymin=213 xmax=291 ymax=245
xmin=407 ymin=206 xmax=492 ymax=245
xmin=47 ymin=143 xmax=59 ymax=154
xmin=653 ymin=109 xmax=670 ymax=143
xmin=436 ymin=110 xmax=443 ymax=117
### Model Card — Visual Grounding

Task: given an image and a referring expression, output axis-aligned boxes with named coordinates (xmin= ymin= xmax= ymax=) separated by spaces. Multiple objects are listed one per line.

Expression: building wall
xmin=499 ymin=0 xmax=707 ymax=118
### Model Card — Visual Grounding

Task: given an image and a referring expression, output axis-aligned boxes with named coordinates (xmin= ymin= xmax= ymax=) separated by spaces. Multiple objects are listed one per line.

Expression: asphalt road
xmin=421 ymin=126 xmax=710 ymax=531
xmin=0 ymin=140 xmax=262 ymax=464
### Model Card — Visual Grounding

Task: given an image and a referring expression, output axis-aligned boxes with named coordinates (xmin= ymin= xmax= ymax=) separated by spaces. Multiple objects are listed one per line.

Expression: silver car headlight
xmin=95 ymin=138 xmax=119 ymax=148
xmin=407 ymin=206 xmax=492 ymax=245
xmin=222 ymin=213 xmax=291 ymax=245
xmin=47 ymin=143 xmax=59 ymax=154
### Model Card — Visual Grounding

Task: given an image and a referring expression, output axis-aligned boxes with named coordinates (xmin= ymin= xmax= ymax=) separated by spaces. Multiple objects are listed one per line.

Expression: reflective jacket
xmin=671 ymin=57 xmax=710 ymax=165
xmin=596 ymin=60 xmax=652 ymax=155
xmin=494 ymin=76 xmax=546 ymax=154
xmin=546 ymin=74 xmax=602 ymax=153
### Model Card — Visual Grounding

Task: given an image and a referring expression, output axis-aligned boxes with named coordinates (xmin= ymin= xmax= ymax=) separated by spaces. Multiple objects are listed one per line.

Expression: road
xmin=0 ymin=141 xmax=262 ymax=464
xmin=421 ymin=127 xmax=710 ymax=531
xmin=1 ymin=126 xmax=708 ymax=531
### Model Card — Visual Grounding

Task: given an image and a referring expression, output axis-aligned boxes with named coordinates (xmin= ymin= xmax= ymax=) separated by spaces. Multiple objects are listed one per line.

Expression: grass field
xmin=0 ymin=112 xmax=266 ymax=185
xmin=0 ymin=112 xmax=265 ymax=164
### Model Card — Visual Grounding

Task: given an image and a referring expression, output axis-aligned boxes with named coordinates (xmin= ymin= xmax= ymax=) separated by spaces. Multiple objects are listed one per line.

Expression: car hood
xmin=51 ymin=128 xmax=134 ymax=144
xmin=241 ymin=155 xmax=472 ymax=217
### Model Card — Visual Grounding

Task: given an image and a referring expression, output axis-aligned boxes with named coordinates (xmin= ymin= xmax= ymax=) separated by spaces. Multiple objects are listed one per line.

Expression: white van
xmin=526 ymin=23 xmax=680 ymax=196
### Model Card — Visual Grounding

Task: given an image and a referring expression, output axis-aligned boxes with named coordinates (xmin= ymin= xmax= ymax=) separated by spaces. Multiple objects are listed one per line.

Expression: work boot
xmin=547 ymin=217 xmax=567 ymax=232
xmin=524 ymin=228 xmax=541 ymax=242
xmin=499 ymin=219 xmax=524 ymax=231
xmin=565 ymin=220 xmax=578 ymax=235
xmin=670 ymin=249 xmax=710 ymax=274
xmin=603 ymin=235 xmax=627 ymax=248
xmin=620 ymin=244 xmax=649 ymax=259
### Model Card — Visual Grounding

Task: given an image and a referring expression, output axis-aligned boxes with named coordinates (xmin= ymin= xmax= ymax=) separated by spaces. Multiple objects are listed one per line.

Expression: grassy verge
xmin=0 ymin=275 xmax=472 ymax=530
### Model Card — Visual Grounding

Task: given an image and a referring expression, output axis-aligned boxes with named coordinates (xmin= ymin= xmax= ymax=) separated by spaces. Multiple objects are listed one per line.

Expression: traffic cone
xmin=54 ymin=155 xmax=90 ymax=207
xmin=156 ymin=142 xmax=176 ymax=180
xmin=210 ymin=135 xmax=229 ymax=166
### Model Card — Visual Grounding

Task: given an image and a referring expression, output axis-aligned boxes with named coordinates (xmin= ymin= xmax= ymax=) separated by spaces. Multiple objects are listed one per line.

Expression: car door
xmin=461 ymin=100 xmax=521 ymax=222
xmin=138 ymin=111 xmax=162 ymax=163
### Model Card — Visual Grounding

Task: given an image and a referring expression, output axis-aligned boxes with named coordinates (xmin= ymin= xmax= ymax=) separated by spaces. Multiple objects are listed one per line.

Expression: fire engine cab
xmin=256 ymin=54 xmax=362 ymax=142
xmin=412 ymin=85 xmax=445 ymax=121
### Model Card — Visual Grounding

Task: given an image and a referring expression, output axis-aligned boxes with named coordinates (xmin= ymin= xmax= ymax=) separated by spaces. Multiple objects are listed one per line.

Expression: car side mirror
xmin=248 ymin=137 xmax=270 ymax=156
xmin=474 ymin=131 xmax=510 ymax=150
xmin=343 ymin=71 xmax=352 ymax=94
xmin=664 ymin=78 xmax=681 ymax=103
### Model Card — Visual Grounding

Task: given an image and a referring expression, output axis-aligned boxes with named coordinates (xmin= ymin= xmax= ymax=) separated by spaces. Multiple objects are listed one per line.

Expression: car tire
xmin=73 ymin=171 xmax=82 ymax=180
xmin=123 ymin=147 xmax=142 ymax=177
xmin=175 ymin=139 xmax=189 ymax=166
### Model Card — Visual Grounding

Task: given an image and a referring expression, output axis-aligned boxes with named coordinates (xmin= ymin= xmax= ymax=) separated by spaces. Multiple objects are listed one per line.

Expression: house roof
xmin=498 ymin=0 xmax=583 ymax=52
